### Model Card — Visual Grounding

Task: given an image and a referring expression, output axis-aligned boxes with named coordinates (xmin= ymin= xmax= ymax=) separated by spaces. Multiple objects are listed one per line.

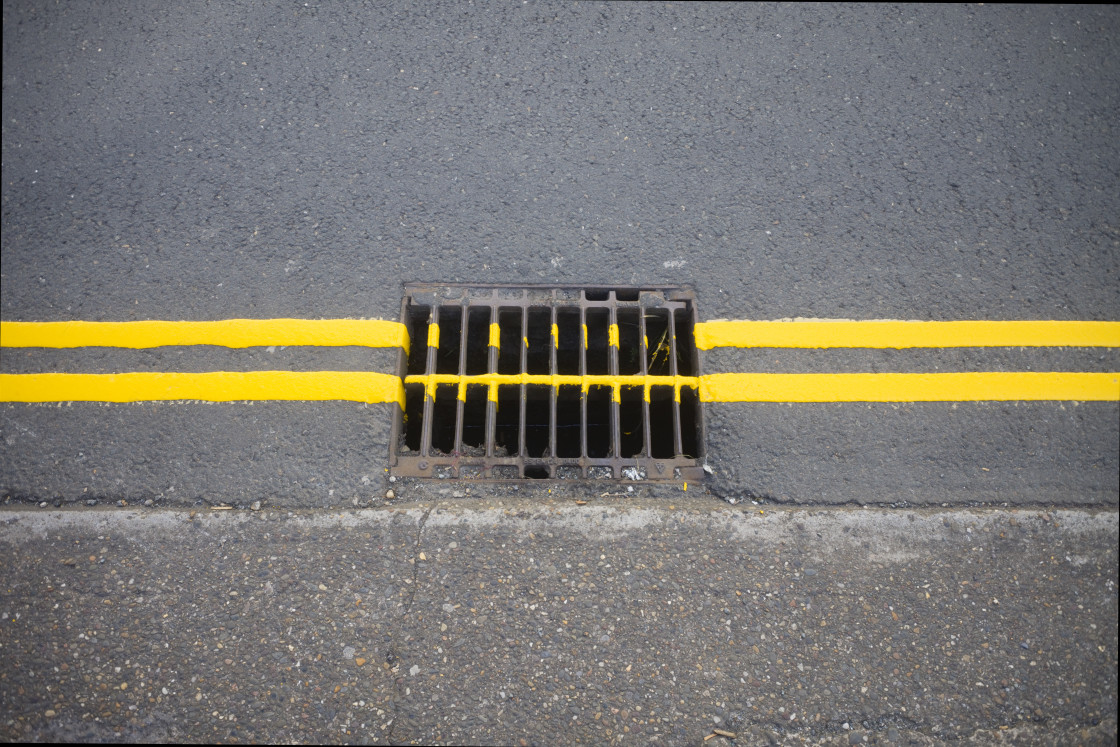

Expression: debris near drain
xmin=704 ymin=728 xmax=737 ymax=741
xmin=210 ymin=505 xmax=233 ymax=511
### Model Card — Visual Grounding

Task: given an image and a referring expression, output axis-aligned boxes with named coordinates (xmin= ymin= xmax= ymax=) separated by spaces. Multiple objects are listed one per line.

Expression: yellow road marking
xmin=1 ymin=319 xmax=409 ymax=352
xmin=694 ymin=320 xmax=1120 ymax=350
xmin=10 ymin=371 xmax=1109 ymax=405
xmin=0 ymin=372 xmax=405 ymax=406
xmin=489 ymin=322 xmax=501 ymax=348
xmin=699 ymin=372 xmax=1120 ymax=402
xmin=5 ymin=317 xmax=1117 ymax=405
xmin=406 ymin=373 xmax=697 ymax=403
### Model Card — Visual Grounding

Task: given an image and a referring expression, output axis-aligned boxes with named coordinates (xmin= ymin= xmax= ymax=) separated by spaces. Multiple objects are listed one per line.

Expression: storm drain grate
xmin=391 ymin=284 xmax=704 ymax=480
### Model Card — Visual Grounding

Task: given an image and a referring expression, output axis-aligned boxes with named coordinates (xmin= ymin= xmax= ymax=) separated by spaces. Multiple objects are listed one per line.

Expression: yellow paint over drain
xmin=407 ymin=373 xmax=698 ymax=404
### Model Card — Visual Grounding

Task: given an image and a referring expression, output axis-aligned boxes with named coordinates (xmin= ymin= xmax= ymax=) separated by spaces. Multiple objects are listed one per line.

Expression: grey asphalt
xmin=2 ymin=502 xmax=1116 ymax=745
xmin=3 ymin=2 xmax=1118 ymax=507
xmin=2 ymin=2 xmax=1119 ymax=744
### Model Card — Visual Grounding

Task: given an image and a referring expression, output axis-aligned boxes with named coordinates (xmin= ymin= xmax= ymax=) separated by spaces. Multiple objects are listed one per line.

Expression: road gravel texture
xmin=1 ymin=502 xmax=1116 ymax=745
xmin=2 ymin=2 xmax=1119 ymax=506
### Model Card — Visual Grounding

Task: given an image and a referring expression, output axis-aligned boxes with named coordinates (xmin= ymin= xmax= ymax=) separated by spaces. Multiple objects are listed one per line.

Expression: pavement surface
xmin=1 ymin=502 xmax=1117 ymax=745
xmin=2 ymin=2 xmax=1119 ymax=744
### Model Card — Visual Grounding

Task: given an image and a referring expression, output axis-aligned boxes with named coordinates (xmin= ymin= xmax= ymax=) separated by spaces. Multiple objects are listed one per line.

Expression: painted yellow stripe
xmin=608 ymin=323 xmax=619 ymax=347
xmin=489 ymin=323 xmax=501 ymax=348
xmin=699 ymin=372 xmax=1120 ymax=402
xmin=0 ymin=372 xmax=405 ymax=406
xmin=407 ymin=372 xmax=698 ymax=386
xmin=1 ymin=319 xmax=409 ymax=352
xmin=13 ymin=371 xmax=1106 ymax=405
xmin=407 ymin=373 xmax=698 ymax=402
xmin=427 ymin=323 xmax=439 ymax=349
xmin=693 ymin=320 xmax=1120 ymax=350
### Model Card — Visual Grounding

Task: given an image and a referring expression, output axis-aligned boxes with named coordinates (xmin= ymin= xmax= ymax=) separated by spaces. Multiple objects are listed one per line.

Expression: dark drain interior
xmin=391 ymin=284 xmax=704 ymax=480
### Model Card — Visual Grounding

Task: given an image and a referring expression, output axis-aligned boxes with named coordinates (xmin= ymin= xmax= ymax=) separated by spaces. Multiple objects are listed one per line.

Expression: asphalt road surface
xmin=2 ymin=2 xmax=1118 ymax=744
xmin=2 ymin=503 xmax=1117 ymax=745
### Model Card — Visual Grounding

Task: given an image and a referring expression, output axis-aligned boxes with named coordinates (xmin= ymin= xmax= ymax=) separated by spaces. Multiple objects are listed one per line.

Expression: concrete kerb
xmin=2 ymin=501 xmax=1116 ymax=546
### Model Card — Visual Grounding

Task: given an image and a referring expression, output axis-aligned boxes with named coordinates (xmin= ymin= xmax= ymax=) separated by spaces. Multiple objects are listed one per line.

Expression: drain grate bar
xmin=392 ymin=285 xmax=704 ymax=480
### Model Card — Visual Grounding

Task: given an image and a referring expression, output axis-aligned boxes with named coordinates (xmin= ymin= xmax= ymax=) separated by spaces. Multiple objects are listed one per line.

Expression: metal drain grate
xmin=391 ymin=284 xmax=704 ymax=481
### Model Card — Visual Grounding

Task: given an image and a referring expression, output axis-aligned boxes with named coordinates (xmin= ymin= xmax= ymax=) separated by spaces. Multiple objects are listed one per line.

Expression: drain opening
xmin=556 ymin=309 xmax=581 ymax=375
xmin=392 ymin=285 xmax=705 ymax=480
xmin=403 ymin=383 xmax=424 ymax=452
xmin=527 ymin=308 xmax=551 ymax=374
xmin=465 ymin=307 xmax=490 ymax=375
xmin=405 ymin=306 xmax=430 ymax=375
xmin=431 ymin=384 xmax=457 ymax=455
xmin=525 ymin=384 xmax=551 ymax=458
xmin=497 ymin=308 xmax=521 ymax=375
xmin=617 ymin=308 xmax=641 ymax=375
xmin=462 ymin=385 xmax=487 ymax=453
xmin=585 ymin=308 xmax=610 ymax=375
xmin=495 ymin=385 xmax=520 ymax=457
xmin=675 ymin=309 xmax=697 ymax=376
xmin=649 ymin=386 xmax=676 ymax=459
xmin=586 ymin=385 xmax=612 ymax=458
xmin=556 ymin=385 xmax=581 ymax=458
xmin=619 ymin=385 xmax=644 ymax=458
xmin=645 ymin=309 xmax=671 ymax=376
xmin=680 ymin=385 xmax=701 ymax=458
xmin=436 ymin=306 xmax=462 ymax=374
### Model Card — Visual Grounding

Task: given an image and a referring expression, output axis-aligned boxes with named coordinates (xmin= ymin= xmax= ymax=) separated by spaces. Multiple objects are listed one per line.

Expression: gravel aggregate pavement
xmin=1 ymin=501 xmax=1115 ymax=745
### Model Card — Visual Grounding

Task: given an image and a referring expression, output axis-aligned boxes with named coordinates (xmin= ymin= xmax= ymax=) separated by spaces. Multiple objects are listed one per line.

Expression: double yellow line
xmin=0 ymin=319 xmax=406 ymax=405
xmin=1 ymin=318 xmax=1118 ymax=404
xmin=698 ymin=320 xmax=1120 ymax=402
